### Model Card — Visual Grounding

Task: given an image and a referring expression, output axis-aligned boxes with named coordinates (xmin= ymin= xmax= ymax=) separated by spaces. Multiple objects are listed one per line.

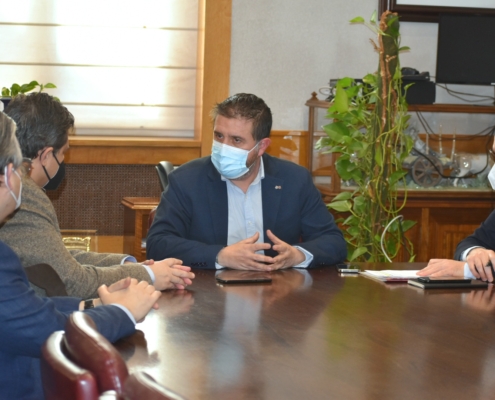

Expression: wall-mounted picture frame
xmin=378 ymin=0 xmax=495 ymax=22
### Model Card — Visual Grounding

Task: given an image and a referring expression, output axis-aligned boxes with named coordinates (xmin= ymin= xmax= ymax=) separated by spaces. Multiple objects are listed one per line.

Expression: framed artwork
xmin=378 ymin=0 xmax=495 ymax=22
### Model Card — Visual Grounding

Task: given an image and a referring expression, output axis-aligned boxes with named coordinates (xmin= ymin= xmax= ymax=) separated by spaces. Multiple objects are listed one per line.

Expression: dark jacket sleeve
xmin=146 ymin=170 xmax=225 ymax=269
xmin=0 ymin=242 xmax=134 ymax=359
xmin=454 ymin=209 xmax=495 ymax=260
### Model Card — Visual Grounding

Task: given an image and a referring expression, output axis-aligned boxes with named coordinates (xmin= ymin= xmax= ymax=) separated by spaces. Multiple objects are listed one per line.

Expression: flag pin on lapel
xmin=275 ymin=185 xmax=282 ymax=189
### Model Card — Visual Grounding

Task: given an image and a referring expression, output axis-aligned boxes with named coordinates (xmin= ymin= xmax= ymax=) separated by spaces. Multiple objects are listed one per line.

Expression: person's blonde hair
xmin=0 ymin=112 xmax=22 ymax=174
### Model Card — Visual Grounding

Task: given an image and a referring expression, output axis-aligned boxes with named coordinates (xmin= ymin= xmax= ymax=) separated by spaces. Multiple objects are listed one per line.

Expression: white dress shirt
xmin=215 ymin=158 xmax=313 ymax=269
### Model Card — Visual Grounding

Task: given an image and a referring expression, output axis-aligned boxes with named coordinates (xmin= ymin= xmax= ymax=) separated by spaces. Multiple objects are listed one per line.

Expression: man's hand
xmin=417 ymin=259 xmax=465 ymax=277
xmin=466 ymin=248 xmax=495 ymax=282
xmin=106 ymin=277 xmax=132 ymax=293
xmin=98 ymin=278 xmax=162 ymax=322
xmin=265 ymin=230 xmax=305 ymax=270
xmin=149 ymin=258 xmax=195 ymax=290
xmin=217 ymin=232 xmax=274 ymax=270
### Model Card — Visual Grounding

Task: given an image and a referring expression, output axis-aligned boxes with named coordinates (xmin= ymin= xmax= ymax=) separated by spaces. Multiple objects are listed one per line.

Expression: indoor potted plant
xmin=317 ymin=11 xmax=416 ymax=262
xmin=1 ymin=81 xmax=57 ymax=110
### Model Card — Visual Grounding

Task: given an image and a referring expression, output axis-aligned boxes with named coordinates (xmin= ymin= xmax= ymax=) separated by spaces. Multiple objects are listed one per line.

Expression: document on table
xmin=360 ymin=270 xmax=420 ymax=282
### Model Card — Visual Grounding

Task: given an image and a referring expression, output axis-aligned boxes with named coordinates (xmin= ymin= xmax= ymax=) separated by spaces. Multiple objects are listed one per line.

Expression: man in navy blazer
xmin=147 ymin=93 xmax=346 ymax=270
xmin=0 ymin=111 xmax=161 ymax=399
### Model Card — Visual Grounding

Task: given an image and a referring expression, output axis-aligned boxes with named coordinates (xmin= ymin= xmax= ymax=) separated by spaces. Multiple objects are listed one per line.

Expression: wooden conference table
xmin=115 ymin=263 xmax=495 ymax=400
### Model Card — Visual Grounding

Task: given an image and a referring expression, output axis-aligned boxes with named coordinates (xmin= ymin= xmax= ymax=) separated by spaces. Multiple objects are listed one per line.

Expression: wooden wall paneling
xmin=427 ymin=206 xmax=492 ymax=261
xmin=196 ymin=0 xmax=232 ymax=157
xmin=266 ymin=130 xmax=308 ymax=166
xmin=65 ymin=137 xmax=201 ymax=165
xmin=319 ymin=186 xmax=495 ymax=262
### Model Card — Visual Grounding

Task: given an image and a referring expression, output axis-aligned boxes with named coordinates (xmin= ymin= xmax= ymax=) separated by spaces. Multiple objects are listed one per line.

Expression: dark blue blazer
xmin=147 ymin=154 xmax=346 ymax=268
xmin=0 ymin=241 xmax=135 ymax=400
xmin=454 ymin=209 xmax=495 ymax=260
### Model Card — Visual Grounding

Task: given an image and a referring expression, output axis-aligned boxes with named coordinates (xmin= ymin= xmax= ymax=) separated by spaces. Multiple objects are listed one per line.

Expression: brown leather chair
xmin=24 ymin=263 xmax=68 ymax=297
xmin=123 ymin=371 xmax=186 ymax=400
xmin=63 ymin=312 xmax=129 ymax=395
xmin=41 ymin=330 xmax=99 ymax=400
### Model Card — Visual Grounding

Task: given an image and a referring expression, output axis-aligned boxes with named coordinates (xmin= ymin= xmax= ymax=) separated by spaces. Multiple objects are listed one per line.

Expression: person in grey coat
xmin=0 ymin=93 xmax=195 ymax=298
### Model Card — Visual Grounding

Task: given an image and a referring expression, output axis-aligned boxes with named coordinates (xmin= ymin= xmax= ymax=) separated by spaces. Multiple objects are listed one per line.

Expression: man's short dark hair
xmin=211 ymin=93 xmax=272 ymax=142
xmin=5 ymin=93 xmax=74 ymax=159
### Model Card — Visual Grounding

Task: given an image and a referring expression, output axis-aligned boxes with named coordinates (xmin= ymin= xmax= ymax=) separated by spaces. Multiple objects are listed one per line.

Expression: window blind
xmin=0 ymin=0 xmax=198 ymax=137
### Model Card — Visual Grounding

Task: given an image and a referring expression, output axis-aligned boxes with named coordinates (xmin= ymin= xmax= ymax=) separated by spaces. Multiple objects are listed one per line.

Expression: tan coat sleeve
xmin=0 ymin=178 xmax=152 ymax=299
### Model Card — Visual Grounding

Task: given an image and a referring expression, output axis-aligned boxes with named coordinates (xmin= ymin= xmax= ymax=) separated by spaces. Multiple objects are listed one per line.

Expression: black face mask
xmin=42 ymin=153 xmax=66 ymax=191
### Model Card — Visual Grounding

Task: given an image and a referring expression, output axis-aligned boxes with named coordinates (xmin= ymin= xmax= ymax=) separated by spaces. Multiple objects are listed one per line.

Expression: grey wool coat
xmin=0 ymin=177 xmax=152 ymax=299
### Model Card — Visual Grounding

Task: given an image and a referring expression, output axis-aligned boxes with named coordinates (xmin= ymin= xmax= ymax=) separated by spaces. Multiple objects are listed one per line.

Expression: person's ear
xmin=38 ymin=147 xmax=54 ymax=166
xmin=257 ymin=138 xmax=271 ymax=156
xmin=0 ymin=164 xmax=13 ymax=188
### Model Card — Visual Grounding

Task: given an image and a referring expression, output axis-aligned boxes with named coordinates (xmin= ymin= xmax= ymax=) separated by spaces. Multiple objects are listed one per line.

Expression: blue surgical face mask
xmin=211 ymin=140 xmax=260 ymax=179
xmin=4 ymin=166 xmax=22 ymax=210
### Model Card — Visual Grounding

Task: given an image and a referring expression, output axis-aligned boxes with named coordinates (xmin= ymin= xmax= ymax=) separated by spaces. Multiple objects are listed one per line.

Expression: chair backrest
xmin=64 ymin=312 xmax=129 ymax=394
xmin=41 ymin=330 xmax=99 ymax=400
xmin=123 ymin=371 xmax=186 ymax=400
xmin=24 ymin=263 xmax=68 ymax=296
xmin=155 ymin=161 xmax=174 ymax=192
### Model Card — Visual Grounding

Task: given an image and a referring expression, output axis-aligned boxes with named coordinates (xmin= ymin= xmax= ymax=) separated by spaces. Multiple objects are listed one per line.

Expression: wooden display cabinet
xmin=306 ymin=93 xmax=495 ymax=261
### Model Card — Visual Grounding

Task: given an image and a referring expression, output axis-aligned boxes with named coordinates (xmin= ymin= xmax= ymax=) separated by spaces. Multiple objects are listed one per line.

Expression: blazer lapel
xmin=261 ymin=156 xmax=283 ymax=241
xmin=207 ymin=163 xmax=229 ymax=244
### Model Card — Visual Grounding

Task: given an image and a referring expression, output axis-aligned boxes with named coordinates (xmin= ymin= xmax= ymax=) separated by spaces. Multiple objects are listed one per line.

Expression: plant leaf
xmin=339 ymin=77 xmax=355 ymax=87
xmin=347 ymin=226 xmax=360 ymax=238
xmin=332 ymin=191 xmax=352 ymax=201
xmin=388 ymin=170 xmax=407 ymax=187
xmin=401 ymin=219 xmax=417 ymax=232
xmin=349 ymin=246 xmax=367 ymax=261
xmin=343 ymin=214 xmax=358 ymax=226
xmin=334 ymin=82 xmax=349 ymax=113
xmin=323 ymin=121 xmax=349 ymax=143
xmin=350 ymin=16 xmax=365 ymax=23
xmin=335 ymin=158 xmax=355 ymax=181
xmin=327 ymin=200 xmax=352 ymax=213
xmin=10 ymin=84 xmax=21 ymax=97
xmin=353 ymin=195 xmax=366 ymax=214
xmin=370 ymin=10 xmax=377 ymax=24
xmin=44 ymin=83 xmax=57 ymax=89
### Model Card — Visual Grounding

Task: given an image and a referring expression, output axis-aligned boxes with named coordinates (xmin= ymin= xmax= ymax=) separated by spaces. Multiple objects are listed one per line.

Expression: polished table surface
xmin=115 ymin=263 xmax=495 ymax=399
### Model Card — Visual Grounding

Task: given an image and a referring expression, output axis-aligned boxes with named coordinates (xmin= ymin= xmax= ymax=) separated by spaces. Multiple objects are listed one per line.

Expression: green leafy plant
xmin=1 ymin=81 xmax=56 ymax=97
xmin=316 ymin=11 xmax=416 ymax=262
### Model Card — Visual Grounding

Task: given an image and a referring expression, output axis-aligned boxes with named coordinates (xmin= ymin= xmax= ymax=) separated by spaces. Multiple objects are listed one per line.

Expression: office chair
xmin=24 ymin=263 xmax=68 ymax=297
xmin=63 ymin=312 xmax=129 ymax=395
xmin=123 ymin=371 xmax=186 ymax=400
xmin=41 ymin=330 xmax=99 ymax=400
xmin=155 ymin=161 xmax=174 ymax=192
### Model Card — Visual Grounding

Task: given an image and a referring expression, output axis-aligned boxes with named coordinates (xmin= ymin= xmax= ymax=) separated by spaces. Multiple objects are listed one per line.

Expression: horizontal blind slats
xmin=0 ymin=0 xmax=199 ymax=28
xmin=0 ymin=26 xmax=198 ymax=67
